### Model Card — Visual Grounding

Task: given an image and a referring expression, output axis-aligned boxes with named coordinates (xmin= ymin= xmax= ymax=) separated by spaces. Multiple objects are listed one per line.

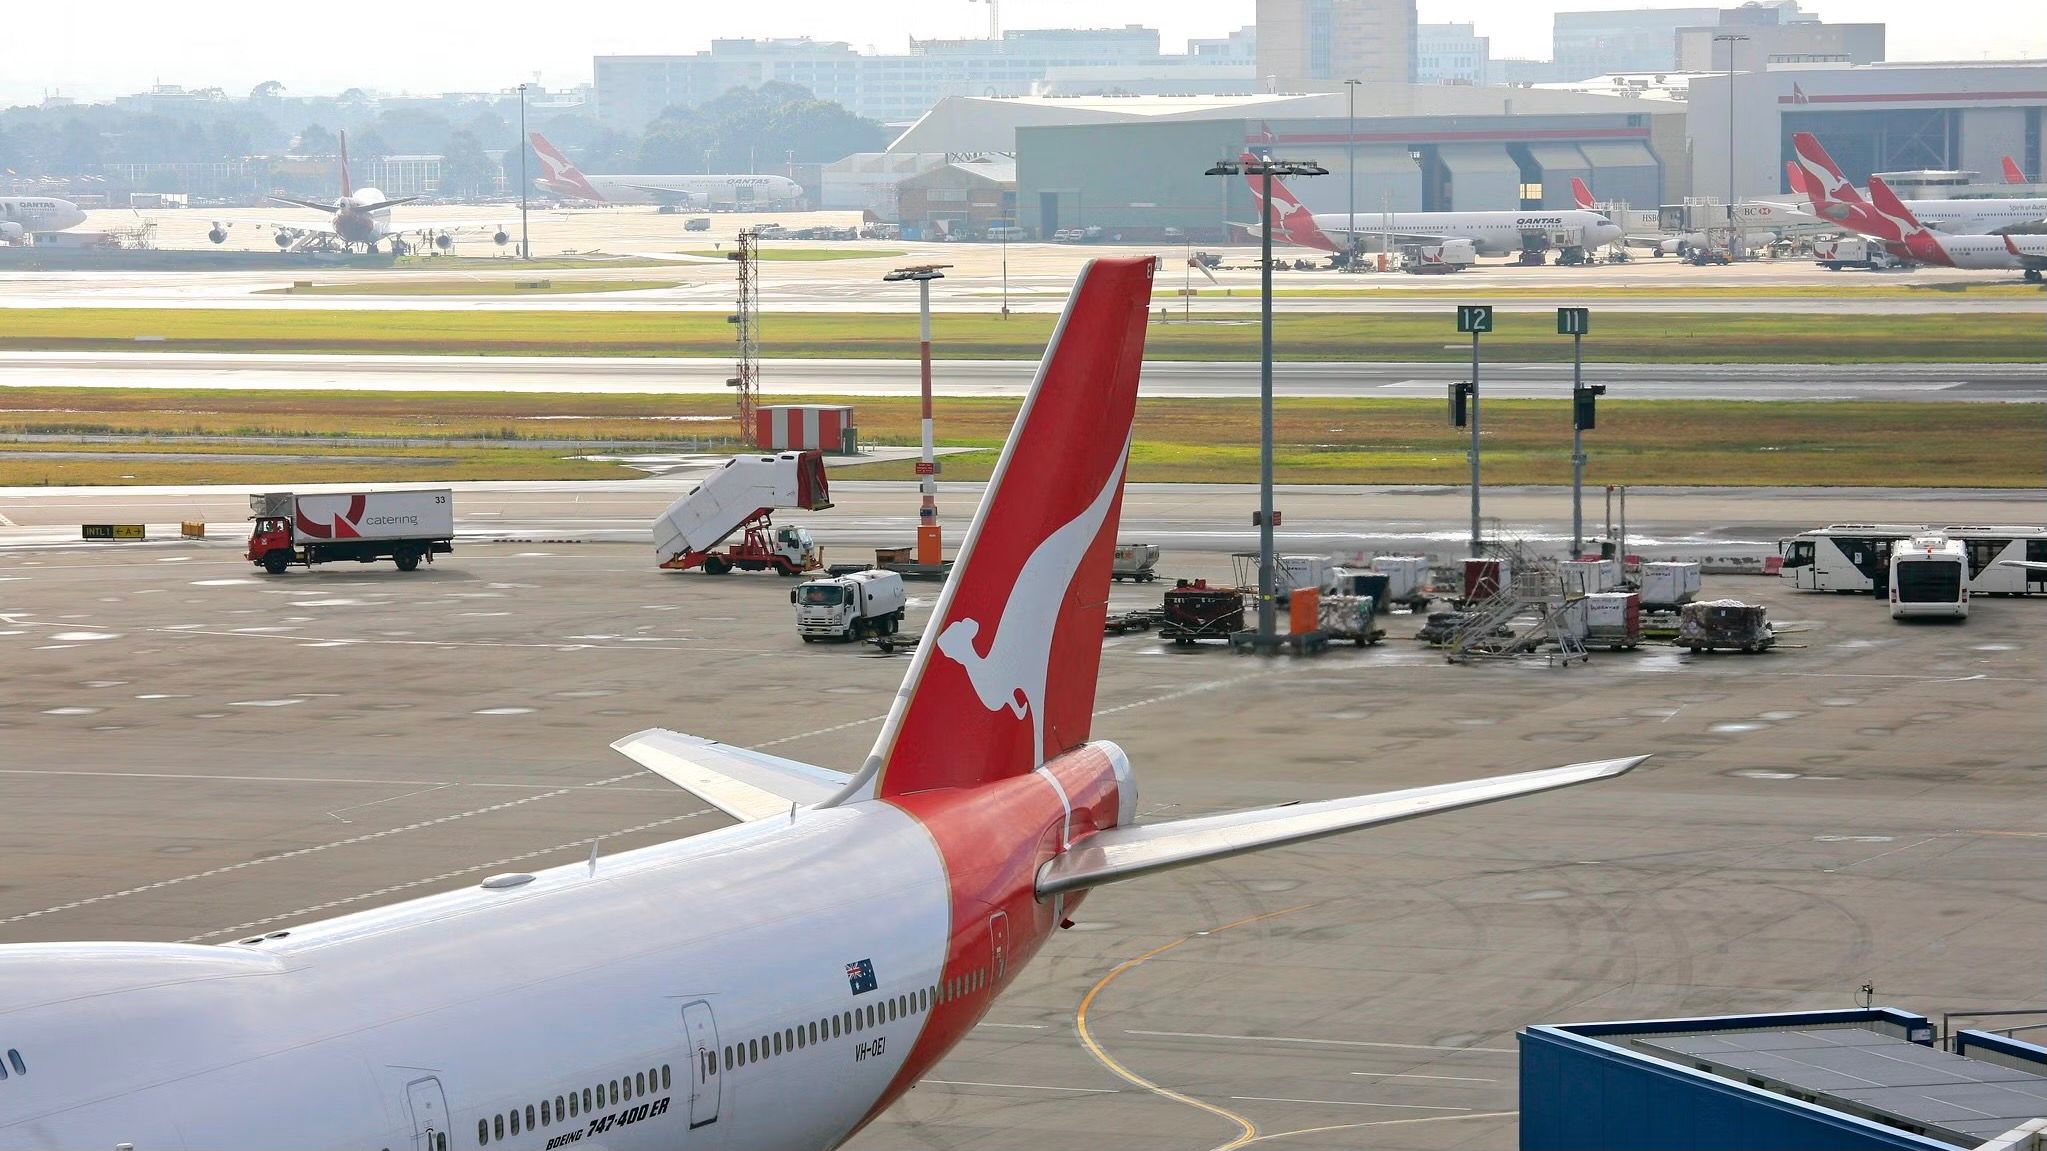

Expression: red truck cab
xmin=248 ymin=516 xmax=294 ymax=573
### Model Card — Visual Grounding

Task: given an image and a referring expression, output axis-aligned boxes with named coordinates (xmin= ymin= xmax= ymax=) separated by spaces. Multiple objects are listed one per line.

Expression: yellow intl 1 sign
xmin=80 ymin=524 xmax=146 ymax=540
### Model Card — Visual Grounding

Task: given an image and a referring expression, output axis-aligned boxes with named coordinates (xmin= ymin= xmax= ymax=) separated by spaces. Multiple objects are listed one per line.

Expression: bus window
xmin=1784 ymin=541 xmax=1814 ymax=568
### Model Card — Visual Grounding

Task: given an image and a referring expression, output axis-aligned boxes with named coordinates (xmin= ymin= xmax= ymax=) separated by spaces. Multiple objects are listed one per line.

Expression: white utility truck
xmin=246 ymin=489 xmax=454 ymax=574
xmin=791 ymin=569 xmax=907 ymax=642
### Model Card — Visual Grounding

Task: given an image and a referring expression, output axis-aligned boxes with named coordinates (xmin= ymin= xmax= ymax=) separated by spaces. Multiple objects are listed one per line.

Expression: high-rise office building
xmin=1256 ymin=0 xmax=1418 ymax=91
xmin=1417 ymin=23 xmax=1490 ymax=85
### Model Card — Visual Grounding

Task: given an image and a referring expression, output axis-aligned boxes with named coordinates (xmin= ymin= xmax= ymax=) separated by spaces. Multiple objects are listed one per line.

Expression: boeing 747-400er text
xmin=1240 ymin=153 xmax=1622 ymax=261
xmin=531 ymin=133 xmax=802 ymax=209
xmin=0 ymin=196 xmax=87 ymax=244
xmin=206 ymin=131 xmax=511 ymax=254
xmin=0 ymin=256 xmax=1642 ymax=1151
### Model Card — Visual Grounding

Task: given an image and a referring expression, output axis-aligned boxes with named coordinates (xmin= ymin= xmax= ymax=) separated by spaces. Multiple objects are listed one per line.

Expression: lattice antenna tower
xmin=728 ymin=229 xmax=760 ymax=446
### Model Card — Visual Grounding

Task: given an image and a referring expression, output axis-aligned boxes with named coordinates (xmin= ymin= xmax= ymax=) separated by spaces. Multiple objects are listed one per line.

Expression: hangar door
xmin=1435 ymin=145 xmax=1522 ymax=212
xmin=1576 ymin=141 xmax=1662 ymax=212
xmin=1336 ymin=144 xmax=1424 ymax=213
xmin=1526 ymin=143 xmax=1593 ymax=209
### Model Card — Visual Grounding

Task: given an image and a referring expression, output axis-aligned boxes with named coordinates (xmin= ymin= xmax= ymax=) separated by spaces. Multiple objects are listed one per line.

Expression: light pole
xmin=1714 ymin=34 xmax=1748 ymax=259
xmin=516 ymin=83 xmax=530 ymax=260
xmin=884 ymin=264 xmax=953 ymax=566
xmin=1344 ymin=78 xmax=1360 ymax=272
xmin=1206 ymin=156 xmax=1327 ymax=651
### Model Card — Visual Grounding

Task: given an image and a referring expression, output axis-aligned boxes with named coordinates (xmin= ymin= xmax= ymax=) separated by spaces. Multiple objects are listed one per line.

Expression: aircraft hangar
xmin=884 ymin=87 xmax=1687 ymax=241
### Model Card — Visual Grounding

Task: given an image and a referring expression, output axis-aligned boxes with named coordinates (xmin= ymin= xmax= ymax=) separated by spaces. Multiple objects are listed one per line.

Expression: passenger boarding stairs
xmin=1446 ymin=532 xmax=1589 ymax=667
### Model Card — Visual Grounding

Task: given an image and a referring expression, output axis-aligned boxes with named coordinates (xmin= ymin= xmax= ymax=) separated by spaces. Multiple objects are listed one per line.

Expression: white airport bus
xmin=1889 ymin=534 xmax=1970 ymax=619
xmin=1779 ymin=524 xmax=2047 ymax=596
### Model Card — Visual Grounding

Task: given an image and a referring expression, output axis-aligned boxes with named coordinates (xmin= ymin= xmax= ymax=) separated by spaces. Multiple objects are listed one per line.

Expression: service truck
xmin=791 ymin=569 xmax=907 ymax=642
xmin=247 ymin=489 xmax=454 ymax=575
xmin=1813 ymin=238 xmax=1899 ymax=271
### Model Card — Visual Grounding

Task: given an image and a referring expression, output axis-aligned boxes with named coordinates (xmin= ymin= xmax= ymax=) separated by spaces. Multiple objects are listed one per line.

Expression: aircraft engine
xmin=434 ymin=232 xmax=454 ymax=251
xmin=275 ymin=232 xmax=294 ymax=248
xmin=207 ymin=225 xmax=228 ymax=244
xmin=0 ymin=222 xmax=22 ymax=243
xmin=493 ymin=229 xmax=510 ymax=246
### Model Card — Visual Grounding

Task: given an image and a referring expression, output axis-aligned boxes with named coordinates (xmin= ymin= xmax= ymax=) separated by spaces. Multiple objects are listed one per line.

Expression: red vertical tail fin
xmin=1240 ymin=152 xmax=1338 ymax=252
xmin=840 ymin=258 xmax=1156 ymax=801
xmin=1785 ymin=161 xmax=1807 ymax=196
xmin=338 ymin=130 xmax=354 ymax=200
xmin=530 ymin=132 xmax=607 ymax=202
xmin=2004 ymin=156 xmax=2028 ymax=185
xmin=1570 ymin=176 xmax=1596 ymax=210
xmin=1865 ymin=175 xmax=1933 ymax=252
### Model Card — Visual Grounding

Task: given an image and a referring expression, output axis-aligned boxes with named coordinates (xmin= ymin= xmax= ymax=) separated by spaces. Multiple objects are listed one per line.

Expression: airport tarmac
xmin=4 ymin=351 xmax=2041 ymax=402
xmin=3 ymin=540 xmax=2043 ymax=1150
xmin=2 ymin=480 xmax=2038 ymax=561
xmin=24 ymin=205 xmax=2047 ymax=313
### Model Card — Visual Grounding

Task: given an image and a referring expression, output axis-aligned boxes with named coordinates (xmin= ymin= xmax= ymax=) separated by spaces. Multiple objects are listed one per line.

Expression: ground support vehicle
xmin=1676 ymin=600 xmax=1776 ymax=653
xmin=1889 ymin=534 xmax=1970 ymax=620
xmin=1159 ymin=580 xmax=1244 ymax=646
xmin=654 ymin=451 xmax=832 ymax=577
xmin=1112 ymin=543 xmax=1162 ymax=582
xmin=827 ymin=545 xmax=953 ymax=580
xmin=1813 ymin=237 xmax=1898 ymax=270
xmin=792 ymin=569 xmax=907 ymax=642
xmin=1103 ymin=609 xmax=1164 ymax=636
xmin=246 ymin=489 xmax=453 ymax=575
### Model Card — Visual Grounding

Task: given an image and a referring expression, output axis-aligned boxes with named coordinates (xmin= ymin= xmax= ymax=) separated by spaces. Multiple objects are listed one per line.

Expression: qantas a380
xmin=0 ymin=257 xmax=1642 ymax=1151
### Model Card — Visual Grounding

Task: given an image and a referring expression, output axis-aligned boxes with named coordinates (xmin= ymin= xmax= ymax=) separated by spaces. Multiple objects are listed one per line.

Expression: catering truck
xmin=247 ymin=489 xmax=454 ymax=574
xmin=791 ymin=569 xmax=906 ymax=642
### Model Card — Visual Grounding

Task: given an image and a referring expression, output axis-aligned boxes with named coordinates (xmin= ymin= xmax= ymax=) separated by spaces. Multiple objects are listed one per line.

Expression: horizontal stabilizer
xmin=1036 ymin=755 xmax=1646 ymax=897
xmin=271 ymin=196 xmax=341 ymax=214
xmin=611 ymin=728 xmax=850 ymax=822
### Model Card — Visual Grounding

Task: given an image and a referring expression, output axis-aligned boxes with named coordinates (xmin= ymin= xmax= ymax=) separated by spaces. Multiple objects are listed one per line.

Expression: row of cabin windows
xmin=477 ymin=1065 xmax=670 ymax=1145
xmin=0 ymin=1049 xmax=24 ymax=1081
xmin=718 ymin=964 xmax=993 ymax=1074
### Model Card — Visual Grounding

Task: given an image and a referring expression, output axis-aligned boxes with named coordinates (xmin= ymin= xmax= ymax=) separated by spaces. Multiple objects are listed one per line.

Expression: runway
xmin=3 ymin=350 xmax=2041 ymax=401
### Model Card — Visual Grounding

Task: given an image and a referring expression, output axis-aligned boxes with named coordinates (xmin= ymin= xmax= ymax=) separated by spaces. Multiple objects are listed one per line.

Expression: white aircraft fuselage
xmin=1307 ymin=209 xmax=1623 ymax=256
xmin=550 ymin=173 xmax=802 ymax=207
xmin=0 ymin=197 xmax=87 ymax=242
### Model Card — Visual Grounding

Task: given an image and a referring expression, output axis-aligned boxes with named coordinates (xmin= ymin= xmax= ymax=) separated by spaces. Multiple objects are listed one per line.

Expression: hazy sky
xmin=5 ymin=1 xmax=2043 ymax=107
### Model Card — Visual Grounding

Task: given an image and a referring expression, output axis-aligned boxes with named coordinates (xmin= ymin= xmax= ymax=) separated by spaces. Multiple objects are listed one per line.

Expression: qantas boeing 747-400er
xmin=1239 ymin=153 xmax=1623 ymax=259
xmin=0 ymin=256 xmax=1643 ymax=1151
xmin=530 ymin=133 xmax=802 ymax=209
xmin=206 ymin=131 xmax=511 ymax=254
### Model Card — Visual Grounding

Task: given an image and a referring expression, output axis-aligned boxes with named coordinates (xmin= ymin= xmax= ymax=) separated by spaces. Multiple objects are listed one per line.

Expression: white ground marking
xmin=1230 ymin=1096 xmax=1469 ymax=1113
xmin=183 ymin=807 xmax=717 ymax=942
xmin=41 ymin=706 xmax=102 ymax=716
xmin=474 ymin=707 xmax=536 ymax=715
xmin=921 ymin=1081 xmax=1119 ymax=1094
xmin=49 ymin=631 xmax=118 ymax=641
xmin=1124 ymin=1030 xmax=1515 ymax=1055
xmin=229 ymin=698 xmax=305 ymax=707
xmin=1351 ymin=1064 xmax=1498 ymax=1073
xmin=0 ymin=771 xmax=648 ymax=928
xmin=326 ymin=784 xmax=457 ymax=824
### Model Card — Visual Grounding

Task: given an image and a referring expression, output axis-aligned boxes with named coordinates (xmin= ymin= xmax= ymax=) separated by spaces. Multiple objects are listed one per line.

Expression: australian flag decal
xmin=846 ymin=958 xmax=878 ymax=995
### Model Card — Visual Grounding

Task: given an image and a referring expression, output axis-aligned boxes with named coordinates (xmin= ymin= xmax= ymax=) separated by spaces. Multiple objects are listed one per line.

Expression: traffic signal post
xmin=1453 ymin=304 xmax=1493 ymax=557
xmin=1557 ymin=307 xmax=1604 ymax=558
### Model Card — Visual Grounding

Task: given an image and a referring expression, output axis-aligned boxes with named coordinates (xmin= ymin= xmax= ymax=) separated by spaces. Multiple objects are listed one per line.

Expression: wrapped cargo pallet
xmin=1317 ymin=593 xmax=1383 ymax=645
xmin=1677 ymin=599 xmax=1775 ymax=653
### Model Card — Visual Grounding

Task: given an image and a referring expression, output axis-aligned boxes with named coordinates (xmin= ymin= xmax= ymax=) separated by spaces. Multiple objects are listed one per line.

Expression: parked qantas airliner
xmin=1842 ymin=174 xmax=2047 ymax=280
xmin=1241 ymin=154 xmax=1623 ymax=258
xmin=0 ymin=257 xmax=1642 ymax=1151
xmin=1791 ymin=133 xmax=2047 ymax=236
xmin=530 ymin=133 xmax=801 ymax=208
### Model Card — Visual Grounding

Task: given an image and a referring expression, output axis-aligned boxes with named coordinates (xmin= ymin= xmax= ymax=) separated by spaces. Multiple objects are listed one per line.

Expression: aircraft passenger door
xmin=681 ymin=1000 xmax=722 ymax=1129
xmin=404 ymin=1076 xmax=451 ymax=1151
xmin=988 ymin=912 xmax=1009 ymax=982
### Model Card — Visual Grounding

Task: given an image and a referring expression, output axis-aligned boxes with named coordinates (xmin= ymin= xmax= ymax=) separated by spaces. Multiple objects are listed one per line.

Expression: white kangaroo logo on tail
xmin=936 ymin=434 xmax=1131 ymax=767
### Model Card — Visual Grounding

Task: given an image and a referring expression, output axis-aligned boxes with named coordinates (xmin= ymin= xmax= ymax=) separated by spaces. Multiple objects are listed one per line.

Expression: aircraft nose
xmin=66 ymin=207 xmax=87 ymax=229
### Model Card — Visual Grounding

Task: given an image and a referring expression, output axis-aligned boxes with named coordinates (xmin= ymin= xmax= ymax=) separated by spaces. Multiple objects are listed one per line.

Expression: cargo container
xmin=1112 ymin=543 xmax=1162 ymax=582
xmin=1160 ymin=579 xmax=1244 ymax=645
xmin=1369 ymin=556 xmax=1431 ymax=608
xmin=1639 ymin=561 xmax=1702 ymax=609
xmin=1560 ymin=560 xmax=1618 ymax=596
xmin=1585 ymin=592 xmax=1642 ymax=650
xmin=1331 ymin=568 xmax=1392 ymax=611
xmin=1277 ymin=555 xmax=1332 ymax=598
xmin=246 ymin=489 xmax=454 ymax=574
xmin=1463 ymin=558 xmax=1510 ymax=602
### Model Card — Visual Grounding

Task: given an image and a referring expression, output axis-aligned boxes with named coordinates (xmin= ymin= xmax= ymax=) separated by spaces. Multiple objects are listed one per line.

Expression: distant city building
xmin=1256 ymin=0 xmax=1418 ymax=90
xmin=1552 ymin=2 xmax=1871 ymax=80
xmin=1188 ymin=26 xmax=1258 ymax=63
xmin=1417 ymin=23 xmax=1489 ymax=86
xmin=595 ymin=28 xmax=1211 ymax=129
xmin=364 ymin=155 xmax=444 ymax=197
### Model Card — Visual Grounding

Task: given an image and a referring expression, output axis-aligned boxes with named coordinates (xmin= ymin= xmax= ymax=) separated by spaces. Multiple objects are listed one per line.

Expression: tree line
xmin=0 ymin=82 xmax=889 ymax=198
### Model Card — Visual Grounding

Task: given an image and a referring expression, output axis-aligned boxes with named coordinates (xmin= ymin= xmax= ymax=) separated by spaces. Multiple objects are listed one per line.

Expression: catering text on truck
xmin=247 ymin=489 xmax=454 ymax=574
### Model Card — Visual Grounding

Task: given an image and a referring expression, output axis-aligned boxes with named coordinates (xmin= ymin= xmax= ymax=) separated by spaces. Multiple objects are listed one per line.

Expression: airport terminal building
xmin=886 ymin=87 xmax=1686 ymax=241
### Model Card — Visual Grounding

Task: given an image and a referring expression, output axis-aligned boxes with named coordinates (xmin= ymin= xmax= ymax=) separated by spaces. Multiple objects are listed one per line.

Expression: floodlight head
xmin=884 ymin=264 xmax=952 ymax=283
xmin=1205 ymin=161 xmax=1241 ymax=176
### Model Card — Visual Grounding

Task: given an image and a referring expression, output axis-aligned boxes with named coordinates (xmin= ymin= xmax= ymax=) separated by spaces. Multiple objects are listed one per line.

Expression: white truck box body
xmin=253 ymin=489 xmax=453 ymax=541
xmin=1639 ymin=561 xmax=1703 ymax=608
xmin=1277 ymin=555 xmax=1332 ymax=594
xmin=1369 ymin=556 xmax=1431 ymax=601
xmin=1560 ymin=559 xmax=1617 ymax=595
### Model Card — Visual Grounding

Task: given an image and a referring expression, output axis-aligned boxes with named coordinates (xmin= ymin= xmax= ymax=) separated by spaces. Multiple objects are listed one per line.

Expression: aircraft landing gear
xmin=2025 ymin=269 xmax=2043 ymax=283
